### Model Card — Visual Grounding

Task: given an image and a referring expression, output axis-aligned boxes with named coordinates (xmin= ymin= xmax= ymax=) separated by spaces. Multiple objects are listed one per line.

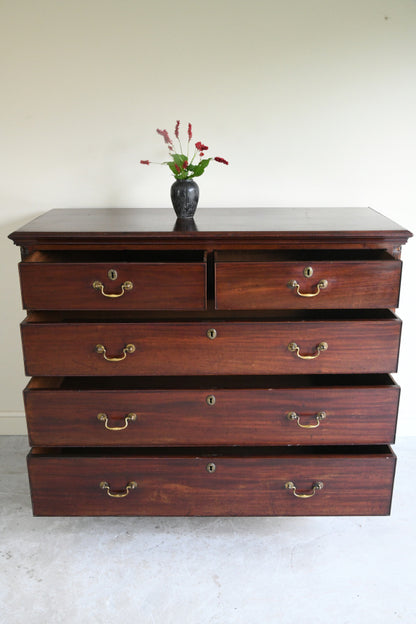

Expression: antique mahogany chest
xmin=9 ymin=207 xmax=411 ymax=516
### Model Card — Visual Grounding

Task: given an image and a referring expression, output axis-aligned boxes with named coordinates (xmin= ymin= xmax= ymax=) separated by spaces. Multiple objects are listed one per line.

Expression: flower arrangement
xmin=140 ymin=121 xmax=228 ymax=180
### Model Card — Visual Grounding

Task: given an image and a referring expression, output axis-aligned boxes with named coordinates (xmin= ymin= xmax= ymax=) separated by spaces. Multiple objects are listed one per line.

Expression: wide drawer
xmin=27 ymin=446 xmax=396 ymax=516
xmin=21 ymin=311 xmax=402 ymax=376
xmin=19 ymin=250 xmax=207 ymax=310
xmin=24 ymin=374 xmax=400 ymax=447
xmin=215 ymin=250 xmax=402 ymax=309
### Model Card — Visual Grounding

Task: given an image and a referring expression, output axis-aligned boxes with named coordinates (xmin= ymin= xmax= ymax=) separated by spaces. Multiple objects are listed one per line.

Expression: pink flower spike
xmin=214 ymin=157 xmax=229 ymax=165
xmin=140 ymin=160 xmax=150 ymax=165
xmin=175 ymin=120 xmax=180 ymax=139
xmin=188 ymin=123 xmax=192 ymax=141
xmin=183 ymin=160 xmax=188 ymax=169
xmin=157 ymin=128 xmax=173 ymax=146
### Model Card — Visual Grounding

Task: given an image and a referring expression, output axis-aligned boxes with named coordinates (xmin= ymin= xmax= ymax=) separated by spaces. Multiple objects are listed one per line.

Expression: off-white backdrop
xmin=1 ymin=0 xmax=415 ymax=434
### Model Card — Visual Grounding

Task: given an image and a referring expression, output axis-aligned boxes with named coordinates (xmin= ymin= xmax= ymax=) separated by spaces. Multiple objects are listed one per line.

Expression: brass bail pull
xmin=97 ymin=412 xmax=137 ymax=431
xmin=100 ymin=481 xmax=138 ymax=498
xmin=288 ymin=279 xmax=328 ymax=297
xmin=95 ymin=343 xmax=136 ymax=362
xmin=285 ymin=481 xmax=324 ymax=498
xmin=287 ymin=411 xmax=327 ymax=429
xmin=288 ymin=341 xmax=328 ymax=360
xmin=93 ymin=280 xmax=133 ymax=298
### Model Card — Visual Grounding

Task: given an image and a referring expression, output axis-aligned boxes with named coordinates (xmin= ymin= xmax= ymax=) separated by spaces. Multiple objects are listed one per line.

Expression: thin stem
xmin=189 ymin=147 xmax=197 ymax=166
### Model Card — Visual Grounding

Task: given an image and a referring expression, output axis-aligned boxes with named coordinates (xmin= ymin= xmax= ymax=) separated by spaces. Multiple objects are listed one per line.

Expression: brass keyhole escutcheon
xmin=206 ymin=395 xmax=216 ymax=406
xmin=207 ymin=328 xmax=217 ymax=340
xmin=303 ymin=266 xmax=313 ymax=278
xmin=206 ymin=462 xmax=216 ymax=473
xmin=108 ymin=268 xmax=118 ymax=281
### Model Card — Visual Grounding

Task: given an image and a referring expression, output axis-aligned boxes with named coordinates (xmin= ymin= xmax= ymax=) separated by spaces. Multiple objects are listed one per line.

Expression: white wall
xmin=1 ymin=0 xmax=415 ymax=435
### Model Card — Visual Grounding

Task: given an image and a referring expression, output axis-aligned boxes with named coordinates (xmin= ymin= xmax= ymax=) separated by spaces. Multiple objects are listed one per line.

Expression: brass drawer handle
xmin=288 ymin=341 xmax=328 ymax=360
xmin=97 ymin=412 xmax=137 ymax=431
xmin=95 ymin=343 xmax=136 ymax=362
xmin=288 ymin=279 xmax=328 ymax=297
xmin=287 ymin=411 xmax=327 ymax=428
xmin=100 ymin=481 xmax=138 ymax=498
xmin=285 ymin=481 xmax=324 ymax=498
xmin=93 ymin=280 xmax=133 ymax=298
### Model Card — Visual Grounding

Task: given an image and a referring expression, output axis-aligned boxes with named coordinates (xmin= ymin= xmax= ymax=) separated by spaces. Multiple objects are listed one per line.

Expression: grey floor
xmin=1 ymin=436 xmax=415 ymax=624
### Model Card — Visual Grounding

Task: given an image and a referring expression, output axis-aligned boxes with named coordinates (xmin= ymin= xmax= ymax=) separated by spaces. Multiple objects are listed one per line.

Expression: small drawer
xmin=27 ymin=446 xmax=396 ymax=516
xmin=215 ymin=250 xmax=402 ymax=310
xmin=19 ymin=250 xmax=207 ymax=311
xmin=24 ymin=374 xmax=400 ymax=447
xmin=21 ymin=310 xmax=402 ymax=376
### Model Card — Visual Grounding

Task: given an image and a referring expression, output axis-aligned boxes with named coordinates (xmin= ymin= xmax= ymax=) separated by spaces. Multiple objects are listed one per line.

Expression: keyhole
xmin=108 ymin=268 xmax=118 ymax=281
xmin=303 ymin=266 xmax=313 ymax=278
xmin=206 ymin=395 xmax=216 ymax=406
xmin=207 ymin=328 xmax=217 ymax=340
xmin=206 ymin=462 xmax=216 ymax=473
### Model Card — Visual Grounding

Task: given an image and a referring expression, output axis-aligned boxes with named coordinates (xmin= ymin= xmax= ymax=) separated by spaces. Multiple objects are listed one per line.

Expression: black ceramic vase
xmin=170 ymin=179 xmax=199 ymax=219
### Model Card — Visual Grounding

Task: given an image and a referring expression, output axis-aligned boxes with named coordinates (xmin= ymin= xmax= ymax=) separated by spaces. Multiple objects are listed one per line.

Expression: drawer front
xmin=27 ymin=449 xmax=396 ymax=516
xmin=215 ymin=260 xmax=402 ymax=309
xmin=19 ymin=262 xmax=207 ymax=310
xmin=24 ymin=380 xmax=400 ymax=446
xmin=21 ymin=318 xmax=402 ymax=376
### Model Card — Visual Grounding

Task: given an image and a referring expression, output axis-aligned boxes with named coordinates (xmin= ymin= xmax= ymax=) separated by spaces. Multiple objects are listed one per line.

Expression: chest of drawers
xmin=9 ymin=207 xmax=411 ymax=516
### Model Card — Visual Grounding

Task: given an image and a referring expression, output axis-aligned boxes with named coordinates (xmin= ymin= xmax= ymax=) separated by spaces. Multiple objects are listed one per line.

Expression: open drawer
xmin=19 ymin=250 xmax=207 ymax=311
xmin=20 ymin=310 xmax=402 ymax=376
xmin=214 ymin=249 xmax=402 ymax=309
xmin=24 ymin=374 xmax=400 ymax=447
xmin=27 ymin=445 xmax=396 ymax=516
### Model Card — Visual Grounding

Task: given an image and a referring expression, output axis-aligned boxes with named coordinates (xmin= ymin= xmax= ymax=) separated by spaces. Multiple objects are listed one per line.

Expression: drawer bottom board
xmin=28 ymin=446 xmax=396 ymax=517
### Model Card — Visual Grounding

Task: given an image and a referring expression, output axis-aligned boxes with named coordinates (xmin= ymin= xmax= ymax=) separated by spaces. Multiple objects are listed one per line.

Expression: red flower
xmin=195 ymin=141 xmax=209 ymax=151
xmin=142 ymin=123 xmax=228 ymax=180
xmin=157 ymin=128 xmax=173 ymax=146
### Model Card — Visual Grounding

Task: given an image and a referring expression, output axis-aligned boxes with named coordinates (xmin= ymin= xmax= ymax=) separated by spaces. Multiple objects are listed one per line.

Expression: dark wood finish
xmin=8 ymin=208 xmax=412 ymax=246
xmin=19 ymin=258 xmax=206 ymax=311
xmin=27 ymin=447 xmax=396 ymax=516
xmin=21 ymin=315 xmax=402 ymax=376
xmin=215 ymin=255 xmax=402 ymax=310
xmin=24 ymin=376 xmax=400 ymax=447
xmin=9 ymin=207 xmax=412 ymax=517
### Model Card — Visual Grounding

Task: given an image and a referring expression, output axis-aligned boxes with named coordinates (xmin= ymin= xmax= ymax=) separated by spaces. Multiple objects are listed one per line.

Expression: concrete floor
xmin=1 ymin=436 xmax=415 ymax=624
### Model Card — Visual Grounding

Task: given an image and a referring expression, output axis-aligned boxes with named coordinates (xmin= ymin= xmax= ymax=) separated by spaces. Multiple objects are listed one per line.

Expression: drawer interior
xmin=23 ymin=250 xmax=207 ymax=263
xmin=26 ymin=373 xmax=398 ymax=392
xmin=22 ymin=308 xmax=400 ymax=323
xmin=215 ymin=249 xmax=396 ymax=262
xmin=29 ymin=444 xmax=395 ymax=459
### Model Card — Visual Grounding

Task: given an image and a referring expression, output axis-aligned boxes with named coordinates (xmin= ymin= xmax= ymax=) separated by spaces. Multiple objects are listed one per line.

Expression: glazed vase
xmin=170 ymin=179 xmax=199 ymax=219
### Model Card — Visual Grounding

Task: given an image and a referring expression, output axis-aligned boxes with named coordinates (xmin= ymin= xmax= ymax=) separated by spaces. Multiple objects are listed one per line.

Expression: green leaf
xmin=171 ymin=153 xmax=188 ymax=168
xmin=167 ymin=162 xmax=178 ymax=175
xmin=190 ymin=158 xmax=211 ymax=178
